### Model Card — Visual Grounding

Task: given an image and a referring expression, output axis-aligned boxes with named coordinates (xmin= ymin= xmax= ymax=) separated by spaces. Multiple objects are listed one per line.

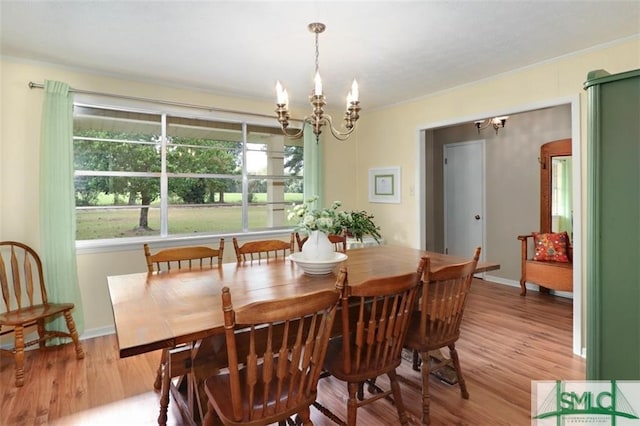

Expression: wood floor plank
xmin=0 ymin=279 xmax=585 ymax=425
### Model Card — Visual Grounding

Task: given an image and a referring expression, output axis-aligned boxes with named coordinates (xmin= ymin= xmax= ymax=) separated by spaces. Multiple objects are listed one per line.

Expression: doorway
xmin=418 ymin=98 xmax=583 ymax=356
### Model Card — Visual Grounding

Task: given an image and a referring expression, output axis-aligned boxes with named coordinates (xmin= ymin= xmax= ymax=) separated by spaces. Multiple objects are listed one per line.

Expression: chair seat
xmin=518 ymin=233 xmax=573 ymax=295
xmin=0 ymin=302 xmax=74 ymax=326
xmin=324 ymin=336 xmax=402 ymax=383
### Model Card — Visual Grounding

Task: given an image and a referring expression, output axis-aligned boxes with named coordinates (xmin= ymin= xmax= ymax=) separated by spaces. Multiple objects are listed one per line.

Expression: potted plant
xmin=289 ymin=197 xmax=382 ymax=246
xmin=343 ymin=210 xmax=382 ymax=243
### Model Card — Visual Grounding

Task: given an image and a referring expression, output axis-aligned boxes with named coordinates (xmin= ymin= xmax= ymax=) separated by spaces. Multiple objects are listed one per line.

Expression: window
xmin=73 ymin=105 xmax=303 ymax=241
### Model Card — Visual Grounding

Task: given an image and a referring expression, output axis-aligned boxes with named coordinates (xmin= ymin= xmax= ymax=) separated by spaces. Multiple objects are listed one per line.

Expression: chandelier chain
xmin=314 ymin=31 xmax=320 ymax=77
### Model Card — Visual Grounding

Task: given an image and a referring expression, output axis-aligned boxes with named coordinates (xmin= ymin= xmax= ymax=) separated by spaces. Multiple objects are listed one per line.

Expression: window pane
xmin=246 ymin=127 xmax=303 ymax=231
xmin=75 ymin=138 xmax=160 ymax=173
xmin=168 ymin=204 xmax=243 ymax=234
xmin=74 ymin=106 xmax=161 ymax=173
xmin=75 ymin=176 xmax=161 ymax=240
xmin=167 ymin=117 xmax=242 ymax=174
xmin=246 ymin=200 xmax=295 ymax=231
xmin=246 ymin=178 xmax=304 ymax=230
xmin=167 ymin=177 xmax=242 ymax=234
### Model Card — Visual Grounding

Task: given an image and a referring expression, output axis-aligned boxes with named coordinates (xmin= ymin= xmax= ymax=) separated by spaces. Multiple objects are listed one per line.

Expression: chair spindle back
xmin=0 ymin=241 xmax=47 ymax=312
xmin=144 ymin=240 xmax=224 ymax=273
xmin=206 ymin=284 xmax=340 ymax=424
xmin=232 ymin=234 xmax=295 ymax=263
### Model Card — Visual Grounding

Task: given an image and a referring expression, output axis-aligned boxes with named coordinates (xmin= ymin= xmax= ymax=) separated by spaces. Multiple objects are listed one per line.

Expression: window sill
xmin=75 ymin=229 xmax=295 ymax=254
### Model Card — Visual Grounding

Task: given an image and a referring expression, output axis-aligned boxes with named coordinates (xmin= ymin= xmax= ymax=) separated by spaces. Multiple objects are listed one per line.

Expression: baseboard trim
xmin=482 ymin=274 xmax=573 ymax=299
xmin=80 ymin=325 xmax=115 ymax=341
xmin=1 ymin=325 xmax=116 ymax=351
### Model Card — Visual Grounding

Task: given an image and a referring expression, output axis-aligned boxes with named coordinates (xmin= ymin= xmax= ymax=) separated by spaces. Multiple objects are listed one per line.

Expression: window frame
xmin=73 ymin=98 xmax=302 ymax=253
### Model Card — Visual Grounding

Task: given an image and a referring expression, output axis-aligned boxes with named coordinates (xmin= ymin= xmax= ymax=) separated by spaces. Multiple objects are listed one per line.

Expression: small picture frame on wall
xmin=368 ymin=167 xmax=401 ymax=203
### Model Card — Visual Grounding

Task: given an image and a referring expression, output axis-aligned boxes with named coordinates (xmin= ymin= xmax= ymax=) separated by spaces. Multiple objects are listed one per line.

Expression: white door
xmin=444 ymin=140 xmax=485 ymax=260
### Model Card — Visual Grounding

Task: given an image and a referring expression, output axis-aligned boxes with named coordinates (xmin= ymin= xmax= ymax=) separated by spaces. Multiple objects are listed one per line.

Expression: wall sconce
xmin=474 ymin=116 xmax=509 ymax=134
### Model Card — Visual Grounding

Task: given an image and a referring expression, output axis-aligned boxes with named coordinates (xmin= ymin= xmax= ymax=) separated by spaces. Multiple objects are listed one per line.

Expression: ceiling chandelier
xmin=275 ymin=22 xmax=360 ymax=142
xmin=474 ymin=116 xmax=509 ymax=134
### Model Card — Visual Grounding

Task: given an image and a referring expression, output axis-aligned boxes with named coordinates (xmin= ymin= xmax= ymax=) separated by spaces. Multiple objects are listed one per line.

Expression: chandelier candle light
xmin=275 ymin=22 xmax=361 ymax=142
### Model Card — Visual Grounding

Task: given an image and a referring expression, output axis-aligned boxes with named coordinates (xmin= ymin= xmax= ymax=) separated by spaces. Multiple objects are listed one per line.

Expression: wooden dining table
xmin=107 ymin=244 xmax=499 ymax=425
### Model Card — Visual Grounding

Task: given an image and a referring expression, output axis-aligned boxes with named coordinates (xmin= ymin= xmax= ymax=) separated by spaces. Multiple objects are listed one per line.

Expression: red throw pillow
xmin=533 ymin=232 xmax=570 ymax=263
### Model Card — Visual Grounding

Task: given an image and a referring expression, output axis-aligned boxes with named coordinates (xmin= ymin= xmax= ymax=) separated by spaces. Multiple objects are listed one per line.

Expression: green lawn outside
xmin=76 ymin=193 xmax=303 ymax=240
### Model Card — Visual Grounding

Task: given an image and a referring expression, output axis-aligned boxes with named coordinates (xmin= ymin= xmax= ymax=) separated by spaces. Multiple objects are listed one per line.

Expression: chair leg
xmin=154 ymin=349 xmax=167 ymax=390
xmin=420 ymin=351 xmax=431 ymax=425
xmin=297 ymin=406 xmax=312 ymax=426
xmin=448 ymin=343 xmax=469 ymax=399
xmin=158 ymin=353 xmax=171 ymax=425
xmin=37 ymin=319 xmax=46 ymax=349
xmin=63 ymin=310 xmax=85 ymax=360
xmin=412 ymin=349 xmax=421 ymax=371
xmin=346 ymin=382 xmax=360 ymax=426
xmin=519 ymin=277 xmax=527 ymax=296
xmin=365 ymin=378 xmax=378 ymax=396
xmin=14 ymin=326 xmax=25 ymax=387
xmin=387 ymin=370 xmax=409 ymax=426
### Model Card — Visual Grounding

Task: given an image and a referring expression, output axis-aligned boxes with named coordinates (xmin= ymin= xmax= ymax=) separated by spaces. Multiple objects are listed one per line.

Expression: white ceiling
xmin=1 ymin=1 xmax=639 ymax=111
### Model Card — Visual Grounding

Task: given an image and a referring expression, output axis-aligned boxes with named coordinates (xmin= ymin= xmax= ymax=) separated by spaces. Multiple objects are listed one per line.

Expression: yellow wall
xmin=336 ymin=38 xmax=640 ymax=249
xmin=1 ymin=37 xmax=639 ymax=337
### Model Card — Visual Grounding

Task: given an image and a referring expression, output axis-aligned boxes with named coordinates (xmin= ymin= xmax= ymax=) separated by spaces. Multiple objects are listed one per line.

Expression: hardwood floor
xmin=0 ymin=279 xmax=584 ymax=425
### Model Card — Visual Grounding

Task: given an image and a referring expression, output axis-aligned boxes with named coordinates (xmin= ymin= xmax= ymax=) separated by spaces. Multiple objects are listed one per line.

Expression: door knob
xmin=475 ymin=215 xmax=481 ymax=220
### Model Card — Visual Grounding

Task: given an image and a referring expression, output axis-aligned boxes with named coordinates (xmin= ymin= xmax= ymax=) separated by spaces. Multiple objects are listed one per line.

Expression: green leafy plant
xmin=288 ymin=196 xmax=382 ymax=243
xmin=343 ymin=210 xmax=382 ymax=243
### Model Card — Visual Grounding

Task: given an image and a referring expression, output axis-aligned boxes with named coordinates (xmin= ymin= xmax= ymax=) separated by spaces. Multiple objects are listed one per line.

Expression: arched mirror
xmin=540 ymin=139 xmax=572 ymax=239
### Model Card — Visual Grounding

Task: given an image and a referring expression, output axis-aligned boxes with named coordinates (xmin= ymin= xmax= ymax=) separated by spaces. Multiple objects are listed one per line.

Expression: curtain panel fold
xmin=39 ymin=80 xmax=84 ymax=341
xmin=302 ymin=123 xmax=324 ymax=210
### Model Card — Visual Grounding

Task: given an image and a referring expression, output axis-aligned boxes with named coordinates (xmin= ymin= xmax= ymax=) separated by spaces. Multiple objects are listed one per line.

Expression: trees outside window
xmin=73 ymin=105 xmax=303 ymax=241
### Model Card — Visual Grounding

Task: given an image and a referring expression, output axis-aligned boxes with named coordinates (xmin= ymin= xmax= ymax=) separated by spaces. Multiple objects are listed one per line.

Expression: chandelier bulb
xmin=276 ymin=81 xmax=287 ymax=105
xmin=314 ymin=72 xmax=322 ymax=96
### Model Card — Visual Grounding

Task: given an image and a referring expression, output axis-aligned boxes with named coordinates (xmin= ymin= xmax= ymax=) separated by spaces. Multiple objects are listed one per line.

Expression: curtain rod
xmin=28 ymin=81 xmax=299 ymax=123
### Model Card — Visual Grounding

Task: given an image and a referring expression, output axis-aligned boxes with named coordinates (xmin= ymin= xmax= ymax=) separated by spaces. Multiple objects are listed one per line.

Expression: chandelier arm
xmin=281 ymin=125 xmax=305 ymax=139
xmin=324 ymin=114 xmax=356 ymax=141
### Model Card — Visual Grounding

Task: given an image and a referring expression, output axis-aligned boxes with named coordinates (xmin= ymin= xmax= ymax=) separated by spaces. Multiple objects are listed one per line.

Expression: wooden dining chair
xmin=202 ymin=284 xmax=340 ymax=425
xmin=403 ymin=247 xmax=481 ymax=425
xmin=322 ymin=258 xmax=426 ymax=426
xmin=144 ymin=239 xmax=225 ymax=273
xmin=232 ymin=234 xmax=295 ymax=263
xmin=295 ymin=231 xmax=347 ymax=253
xmin=143 ymin=239 xmax=224 ymax=424
xmin=0 ymin=241 xmax=84 ymax=387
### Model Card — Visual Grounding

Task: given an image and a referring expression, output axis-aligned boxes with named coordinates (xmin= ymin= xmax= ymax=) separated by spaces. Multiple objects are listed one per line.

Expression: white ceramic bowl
xmin=289 ymin=252 xmax=348 ymax=275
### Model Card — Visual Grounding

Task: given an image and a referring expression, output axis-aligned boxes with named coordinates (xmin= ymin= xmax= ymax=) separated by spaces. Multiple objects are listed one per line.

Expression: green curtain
xmin=302 ymin=123 xmax=324 ymax=210
xmin=39 ymin=80 xmax=84 ymax=342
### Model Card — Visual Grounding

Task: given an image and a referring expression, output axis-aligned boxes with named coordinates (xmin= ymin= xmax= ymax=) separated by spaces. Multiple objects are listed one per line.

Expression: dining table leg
xmin=158 ymin=354 xmax=171 ymax=425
